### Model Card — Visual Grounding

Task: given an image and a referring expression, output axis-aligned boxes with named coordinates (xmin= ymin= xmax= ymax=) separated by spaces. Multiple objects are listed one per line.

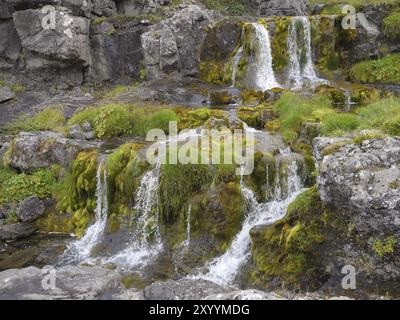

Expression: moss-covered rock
xmin=249 ymin=186 xmax=345 ymax=290
xmin=314 ymin=84 xmax=346 ymax=106
xmin=53 ymin=150 xmax=98 ymax=237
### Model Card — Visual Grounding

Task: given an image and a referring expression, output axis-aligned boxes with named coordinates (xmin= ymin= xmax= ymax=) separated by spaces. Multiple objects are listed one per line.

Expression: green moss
xmin=106 ymin=143 xmax=148 ymax=225
xmin=68 ymin=107 xmax=100 ymax=129
xmin=175 ymin=107 xmax=227 ymax=130
xmin=201 ymin=0 xmax=248 ymax=15
xmin=199 ymin=61 xmax=228 ymax=85
xmin=350 ymin=85 xmax=380 ymax=105
xmin=54 ymin=150 xmax=98 ymax=236
xmin=250 ymin=186 xmax=342 ymax=289
xmin=315 ymin=84 xmax=346 ymax=105
xmin=372 ymin=236 xmax=397 ymax=258
xmin=246 ymin=151 xmax=276 ymax=201
xmin=383 ymin=9 xmax=400 ymax=41
xmin=269 ymin=17 xmax=290 ymax=73
xmin=159 ymin=163 xmax=215 ymax=224
xmin=94 ymin=104 xmax=132 ymax=139
xmin=1 ymin=107 xmax=65 ymax=135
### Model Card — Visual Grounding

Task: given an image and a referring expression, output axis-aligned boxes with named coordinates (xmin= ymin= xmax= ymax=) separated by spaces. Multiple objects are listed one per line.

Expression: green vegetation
xmin=272 ymin=93 xmax=333 ymax=143
xmin=250 ymin=186 xmax=347 ymax=289
xmin=0 ymin=79 xmax=26 ymax=93
xmin=357 ymin=97 xmax=400 ymax=136
xmin=53 ymin=150 xmax=98 ymax=237
xmin=1 ymin=107 xmax=65 ymax=135
xmin=0 ymin=165 xmax=58 ymax=206
xmin=373 ymin=236 xmax=397 ymax=258
xmin=272 ymin=93 xmax=400 ymax=143
xmin=383 ymin=9 xmax=400 ymax=41
xmin=69 ymin=104 xmax=179 ymax=139
xmin=201 ymin=0 xmax=247 ymax=15
xmin=351 ymin=54 xmax=400 ymax=84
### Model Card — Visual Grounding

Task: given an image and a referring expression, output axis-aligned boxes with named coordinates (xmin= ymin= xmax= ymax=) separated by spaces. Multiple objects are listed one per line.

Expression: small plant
xmin=373 ymin=236 xmax=397 ymax=258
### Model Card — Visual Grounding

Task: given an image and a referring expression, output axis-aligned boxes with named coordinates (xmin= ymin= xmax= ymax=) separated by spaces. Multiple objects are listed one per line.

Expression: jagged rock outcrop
xmin=250 ymin=0 xmax=308 ymax=16
xmin=13 ymin=7 xmax=91 ymax=69
xmin=141 ymin=5 xmax=221 ymax=80
xmin=6 ymin=131 xmax=102 ymax=173
xmin=317 ymin=137 xmax=400 ymax=238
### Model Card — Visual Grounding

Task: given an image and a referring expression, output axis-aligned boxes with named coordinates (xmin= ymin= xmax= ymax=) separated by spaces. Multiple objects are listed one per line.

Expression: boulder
xmin=317 ymin=137 xmax=400 ymax=237
xmin=312 ymin=136 xmax=352 ymax=162
xmin=7 ymin=131 xmax=102 ymax=173
xmin=16 ymin=196 xmax=45 ymax=223
xmin=0 ymin=223 xmax=37 ymax=240
xmin=0 ymin=266 xmax=121 ymax=299
xmin=67 ymin=124 xmax=86 ymax=140
xmin=143 ymin=279 xmax=229 ymax=300
xmin=13 ymin=7 xmax=91 ymax=70
xmin=0 ymin=87 xmax=15 ymax=103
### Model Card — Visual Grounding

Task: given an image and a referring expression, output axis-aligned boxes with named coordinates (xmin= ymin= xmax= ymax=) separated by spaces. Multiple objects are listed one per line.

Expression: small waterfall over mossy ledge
xmin=231 ymin=22 xmax=280 ymax=91
xmin=287 ymin=16 xmax=328 ymax=89
xmin=190 ymin=149 xmax=303 ymax=286
xmin=61 ymin=157 xmax=109 ymax=265
xmin=104 ymin=162 xmax=163 ymax=269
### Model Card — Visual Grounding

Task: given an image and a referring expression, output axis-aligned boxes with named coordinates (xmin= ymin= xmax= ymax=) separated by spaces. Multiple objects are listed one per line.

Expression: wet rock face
xmin=250 ymin=0 xmax=308 ymax=16
xmin=317 ymin=137 xmax=400 ymax=237
xmin=7 ymin=131 xmax=102 ymax=173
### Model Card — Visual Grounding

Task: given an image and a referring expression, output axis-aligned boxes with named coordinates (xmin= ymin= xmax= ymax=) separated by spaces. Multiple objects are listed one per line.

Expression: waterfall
xmin=287 ymin=16 xmax=327 ymax=89
xmin=62 ymin=157 xmax=108 ymax=264
xmin=182 ymin=205 xmax=192 ymax=248
xmin=231 ymin=46 xmax=243 ymax=87
xmin=193 ymin=154 xmax=303 ymax=286
xmin=105 ymin=162 xmax=163 ymax=268
xmin=252 ymin=23 xmax=280 ymax=91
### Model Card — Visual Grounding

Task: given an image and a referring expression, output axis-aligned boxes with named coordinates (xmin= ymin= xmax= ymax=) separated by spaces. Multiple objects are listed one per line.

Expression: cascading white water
xmin=181 ymin=204 xmax=192 ymax=249
xmin=62 ymin=157 xmax=108 ymax=264
xmin=231 ymin=46 xmax=244 ymax=87
xmin=194 ymin=155 xmax=303 ymax=286
xmin=105 ymin=162 xmax=163 ymax=268
xmin=253 ymin=23 xmax=280 ymax=91
xmin=287 ymin=16 xmax=327 ymax=89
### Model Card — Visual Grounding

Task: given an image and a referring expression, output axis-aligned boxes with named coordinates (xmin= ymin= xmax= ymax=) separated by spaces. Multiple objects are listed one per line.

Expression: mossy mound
xmin=159 ymin=161 xmax=246 ymax=272
xmin=45 ymin=143 xmax=148 ymax=237
xmin=249 ymin=186 xmax=347 ymax=290
xmin=175 ymin=107 xmax=227 ymax=130
xmin=53 ymin=150 xmax=99 ymax=237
